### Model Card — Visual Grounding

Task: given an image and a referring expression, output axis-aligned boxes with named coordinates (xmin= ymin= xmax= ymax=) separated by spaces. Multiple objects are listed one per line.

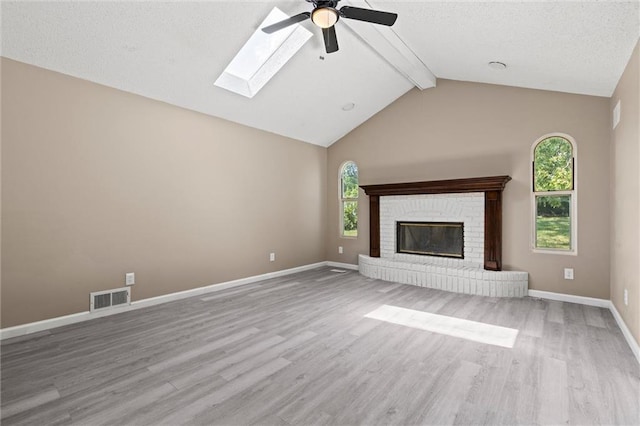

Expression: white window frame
xmin=531 ymin=133 xmax=578 ymax=255
xmin=339 ymin=161 xmax=358 ymax=239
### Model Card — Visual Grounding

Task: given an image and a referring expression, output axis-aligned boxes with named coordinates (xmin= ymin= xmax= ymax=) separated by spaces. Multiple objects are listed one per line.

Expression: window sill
xmin=532 ymin=248 xmax=577 ymax=256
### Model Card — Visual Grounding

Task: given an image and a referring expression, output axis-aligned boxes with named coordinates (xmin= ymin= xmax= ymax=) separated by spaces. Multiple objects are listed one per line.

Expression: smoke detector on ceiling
xmin=488 ymin=61 xmax=507 ymax=70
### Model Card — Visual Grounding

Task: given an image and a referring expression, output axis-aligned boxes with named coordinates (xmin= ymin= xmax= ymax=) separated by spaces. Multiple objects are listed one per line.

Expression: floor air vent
xmin=90 ymin=287 xmax=131 ymax=312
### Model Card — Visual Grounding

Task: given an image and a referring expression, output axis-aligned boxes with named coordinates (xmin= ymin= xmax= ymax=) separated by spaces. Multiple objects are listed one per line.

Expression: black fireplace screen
xmin=396 ymin=221 xmax=464 ymax=259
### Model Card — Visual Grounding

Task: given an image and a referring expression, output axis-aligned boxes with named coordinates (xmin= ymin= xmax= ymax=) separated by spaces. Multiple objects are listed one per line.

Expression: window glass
xmin=341 ymin=162 xmax=359 ymax=198
xmin=340 ymin=162 xmax=358 ymax=237
xmin=535 ymin=195 xmax=571 ymax=250
xmin=534 ymin=137 xmax=573 ymax=191
xmin=342 ymin=201 xmax=358 ymax=237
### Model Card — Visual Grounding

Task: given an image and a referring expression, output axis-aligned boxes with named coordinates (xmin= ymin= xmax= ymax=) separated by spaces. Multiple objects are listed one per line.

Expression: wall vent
xmin=90 ymin=287 xmax=131 ymax=312
xmin=613 ymin=100 xmax=621 ymax=129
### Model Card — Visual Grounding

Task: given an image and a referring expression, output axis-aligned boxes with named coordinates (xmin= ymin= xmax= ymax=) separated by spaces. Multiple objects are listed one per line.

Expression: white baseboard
xmin=527 ymin=289 xmax=610 ymax=308
xmin=131 ymin=261 xmax=328 ymax=310
xmin=0 ymin=261 xmax=328 ymax=341
xmin=0 ymin=311 xmax=91 ymax=341
xmin=528 ymin=289 xmax=639 ymax=364
xmin=609 ymin=301 xmax=640 ymax=365
xmin=327 ymin=261 xmax=359 ymax=271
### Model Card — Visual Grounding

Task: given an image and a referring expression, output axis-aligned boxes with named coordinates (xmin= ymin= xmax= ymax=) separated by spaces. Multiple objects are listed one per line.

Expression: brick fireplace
xmin=382 ymin=193 xmax=483 ymax=266
xmin=358 ymin=176 xmax=528 ymax=297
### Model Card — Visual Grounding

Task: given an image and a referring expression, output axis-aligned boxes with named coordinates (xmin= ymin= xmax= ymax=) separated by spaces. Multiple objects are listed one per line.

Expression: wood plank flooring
xmin=1 ymin=267 xmax=639 ymax=425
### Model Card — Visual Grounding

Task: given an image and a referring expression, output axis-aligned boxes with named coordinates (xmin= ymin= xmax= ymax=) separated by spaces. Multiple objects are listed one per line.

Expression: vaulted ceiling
xmin=2 ymin=1 xmax=639 ymax=147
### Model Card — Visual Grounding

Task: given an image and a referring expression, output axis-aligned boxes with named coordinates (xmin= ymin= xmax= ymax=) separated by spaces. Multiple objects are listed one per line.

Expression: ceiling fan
xmin=261 ymin=0 xmax=398 ymax=54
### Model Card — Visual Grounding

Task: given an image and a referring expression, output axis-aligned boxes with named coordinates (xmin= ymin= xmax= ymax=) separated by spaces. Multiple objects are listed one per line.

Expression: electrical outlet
xmin=269 ymin=252 xmax=275 ymax=262
xmin=563 ymin=268 xmax=574 ymax=280
xmin=338 ymin=246 xmax=343 ymax=254
xmin=125 ymin=272 xmax=135 ymax=286
xmin=624 ymin=288 xmax=628 ymax=306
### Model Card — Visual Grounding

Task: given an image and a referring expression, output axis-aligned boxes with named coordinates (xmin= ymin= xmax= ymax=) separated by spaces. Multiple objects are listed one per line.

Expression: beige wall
xmin=610 ymin=40 xmax=640 ymax=346
xmin=0 ymin=54 xmax=630 ymax=330
xmin=1 ymin=58 xmax=327 ymax=328
xmin=327 ymin=79 xmax=611 ymax=300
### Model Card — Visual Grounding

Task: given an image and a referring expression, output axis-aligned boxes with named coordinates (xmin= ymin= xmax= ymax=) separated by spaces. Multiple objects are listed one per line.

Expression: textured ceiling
xmin=2 ymin=1 xmax=639 ymax=147
xmin=381 ymin=0 xmax=640 ymax=97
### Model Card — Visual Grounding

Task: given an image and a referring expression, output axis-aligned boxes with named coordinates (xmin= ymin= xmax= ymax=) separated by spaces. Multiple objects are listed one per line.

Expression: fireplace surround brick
xmin=380 ymin=193 xmax=484 ymax=266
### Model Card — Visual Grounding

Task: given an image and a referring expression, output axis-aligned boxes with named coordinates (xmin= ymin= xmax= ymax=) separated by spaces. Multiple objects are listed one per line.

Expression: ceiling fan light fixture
xmin=311 ymin=7 xmax=339 ymax=28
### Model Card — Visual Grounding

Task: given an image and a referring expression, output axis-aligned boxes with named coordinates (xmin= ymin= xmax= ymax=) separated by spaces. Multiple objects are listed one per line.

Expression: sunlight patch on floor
xmin=365 ymin=304 xmax=519 ymax=348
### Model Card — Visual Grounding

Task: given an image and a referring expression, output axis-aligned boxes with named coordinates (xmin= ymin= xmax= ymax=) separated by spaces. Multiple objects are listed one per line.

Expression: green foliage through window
xmin=341 ymin=162 xmax=359 ymax=198
xmin=343 ymin=201 xmax=358 ymax=235
xmin=534 ymin=137 xmax=573 ymax=191
xmin=341 ymin=162 xmax=358 ymax=237
xmin=533 ymin=136 xmax=574 ymax=251
xmin=535 ymin=196 xmax=571 ymax=250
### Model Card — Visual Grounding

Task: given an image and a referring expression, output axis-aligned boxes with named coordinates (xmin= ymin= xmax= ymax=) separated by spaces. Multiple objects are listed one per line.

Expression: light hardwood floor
xmin=1 ymin=267 xmax=639 ymax=425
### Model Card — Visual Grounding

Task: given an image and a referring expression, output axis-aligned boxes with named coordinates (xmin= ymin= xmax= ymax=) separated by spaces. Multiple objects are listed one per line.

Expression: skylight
xmin=214 ymin=8 xmax=312 ymax=98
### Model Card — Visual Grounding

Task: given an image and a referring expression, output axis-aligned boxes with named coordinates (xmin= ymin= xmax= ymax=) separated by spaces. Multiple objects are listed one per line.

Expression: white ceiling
xmin=2 ymin=1 xmax=639 ymax=147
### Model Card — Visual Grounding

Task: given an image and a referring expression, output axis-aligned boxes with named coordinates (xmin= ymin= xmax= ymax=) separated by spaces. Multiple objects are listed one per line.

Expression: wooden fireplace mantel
xmin=360 ymin=175 xmax=512 ymax=271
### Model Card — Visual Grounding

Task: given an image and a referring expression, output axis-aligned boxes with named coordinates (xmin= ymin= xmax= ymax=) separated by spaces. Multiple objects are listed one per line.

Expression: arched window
xmin=532 ymin=135 xmax=577 ymax=253
xmin=340 ymin=161 xmax=358 ymax=238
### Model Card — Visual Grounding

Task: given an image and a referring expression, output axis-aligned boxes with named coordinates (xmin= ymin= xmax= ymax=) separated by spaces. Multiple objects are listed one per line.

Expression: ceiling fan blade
xmin=322 ymin=26 xmax=339 ymax=53
xmin=261 ymin=12 xmax=310 ymax=34
xmin=339 ymin=6 xmax=397 ymax=26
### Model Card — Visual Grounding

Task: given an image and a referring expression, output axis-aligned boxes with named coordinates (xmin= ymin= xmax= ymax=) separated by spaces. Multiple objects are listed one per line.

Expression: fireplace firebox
xmin=397 ymin=221 xmax=464 ymax=259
